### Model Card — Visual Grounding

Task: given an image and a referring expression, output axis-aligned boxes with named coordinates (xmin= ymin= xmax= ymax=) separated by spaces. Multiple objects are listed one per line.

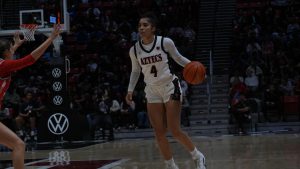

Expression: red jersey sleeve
xmin=0 ymin=55 xmax=35 ymax=77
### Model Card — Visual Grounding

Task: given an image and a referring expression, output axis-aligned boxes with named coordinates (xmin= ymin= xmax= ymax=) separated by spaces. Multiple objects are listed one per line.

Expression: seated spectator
xmin=131 ymin=30 xmax=139 ymax=43
xmin=246 ymin=39 xmax=263 ymax=65
xmin=229 ymin=80 xmax=248 ymax=99
xmin=279 ymin=77 xmax=295 ymax=96
xmin=3 ymin=87 xmax=21 ymax=116
xmin=120 ymin=98 xmax=136 ymax=129
xmin=183 ymin=24 xmax=196 ymax=42
xmin=287 ymin=18 xmax=300 ymax=40
xmin=246 ymin=61 xmax=264 ymax=77
xmin=230 ymin=92 xmax=252 ymax=135
xmin=230 ymin=70 xmax=245 ymax=87
xmin=82 ymin=93 xmax=98 ymax=139
xmin=98 ymin=97 xmax=114 ymax=140
xmin=15 ymin=92 xmax=39 ymax=141
xmin=244 ymin=69 xmax=259 ymax=95
xmin=109 ymin=97 xmax=121 ymax=129
xmin=136 ymin=98 xmax=149 ymax=129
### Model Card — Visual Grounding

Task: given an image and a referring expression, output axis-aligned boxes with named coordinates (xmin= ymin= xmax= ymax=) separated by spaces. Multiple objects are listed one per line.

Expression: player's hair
xmin=0 ymin=39 xmax=11 ymax=59
xmin=140 ymin=12 xmax=158 ymax=28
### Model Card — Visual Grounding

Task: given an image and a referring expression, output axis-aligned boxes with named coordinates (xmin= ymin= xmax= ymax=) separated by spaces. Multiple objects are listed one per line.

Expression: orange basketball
xmin=183 ymin=61 xmax=206 ymax=85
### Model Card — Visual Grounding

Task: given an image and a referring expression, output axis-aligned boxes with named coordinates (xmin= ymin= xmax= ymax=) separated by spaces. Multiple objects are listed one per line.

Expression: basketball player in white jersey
xmin=125 ymin=13 xmax=206 ymax=169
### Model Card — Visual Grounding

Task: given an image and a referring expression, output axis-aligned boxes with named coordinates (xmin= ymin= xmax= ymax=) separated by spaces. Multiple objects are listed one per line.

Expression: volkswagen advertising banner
xmin=38 ymin=62 xmax=88 ymax=142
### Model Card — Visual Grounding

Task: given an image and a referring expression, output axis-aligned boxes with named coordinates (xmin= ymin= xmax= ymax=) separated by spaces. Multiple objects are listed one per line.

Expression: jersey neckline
xmin=139 ymin=35 xmax=157 ymax=53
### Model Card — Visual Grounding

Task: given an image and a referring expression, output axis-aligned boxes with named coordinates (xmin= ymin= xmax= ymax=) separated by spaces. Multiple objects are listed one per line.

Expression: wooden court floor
xmin=0 ymin=133 xmax=300 ymax=169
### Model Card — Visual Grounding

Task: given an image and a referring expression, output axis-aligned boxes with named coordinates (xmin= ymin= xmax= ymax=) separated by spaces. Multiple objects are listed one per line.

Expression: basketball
xmin=183 ymin=61 xmax=206 ymax=85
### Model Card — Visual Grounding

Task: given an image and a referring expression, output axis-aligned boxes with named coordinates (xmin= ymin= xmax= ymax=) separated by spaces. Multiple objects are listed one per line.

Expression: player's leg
xmin=165 ymin=100 xmax=195 ymax=150
xmin=164 ymin=78 xmax=206 ymax=169
xmin=163 ymin=78 xmax=194 ymax=150
xmin=147 ymin=103 xmax=170 ymax=158
xmin=145 ymin=84 xmax=179 ymax=169
xmin=0 ymin=122 xmax=25 ymax=169
xmin=147 ymin=102 xmax=179 ymax=169
xmin=165 ymin=99 xmax=206 ymax=169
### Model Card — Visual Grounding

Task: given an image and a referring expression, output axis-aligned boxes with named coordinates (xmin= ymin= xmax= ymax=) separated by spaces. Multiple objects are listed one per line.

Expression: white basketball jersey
xmin=134 ymin=36 xmax=173 ymax=86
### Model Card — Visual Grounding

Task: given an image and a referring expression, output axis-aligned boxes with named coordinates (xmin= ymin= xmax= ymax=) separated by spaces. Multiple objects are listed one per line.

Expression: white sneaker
xmin=165 ymin=163 xmax=179 ymax=169
xmin=194 ymin=153 xmax=206 ymax=169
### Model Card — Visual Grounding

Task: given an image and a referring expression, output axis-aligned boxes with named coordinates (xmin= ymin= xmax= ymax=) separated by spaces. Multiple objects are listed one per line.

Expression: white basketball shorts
xmin=145 ymin=77 xmax=182 ymax=103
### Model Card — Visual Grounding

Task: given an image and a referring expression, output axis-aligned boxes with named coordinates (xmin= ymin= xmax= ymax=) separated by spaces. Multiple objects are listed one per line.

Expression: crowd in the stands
xmin=229 ymin=0 xmax=300 ymax=134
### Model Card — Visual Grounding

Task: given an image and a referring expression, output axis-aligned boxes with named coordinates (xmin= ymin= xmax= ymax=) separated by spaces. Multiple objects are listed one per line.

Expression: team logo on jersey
xmin=52 ymin=82 xmax=63 ymax=92
xmin=52 ymin=68 xmax=62 ymax=78
xmin=48 ymin=113 xmax=69 ymax=135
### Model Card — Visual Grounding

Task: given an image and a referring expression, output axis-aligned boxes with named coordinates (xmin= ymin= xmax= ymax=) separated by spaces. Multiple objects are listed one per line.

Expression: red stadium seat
xmin=282 ymin=95 xmax=300 ymax=121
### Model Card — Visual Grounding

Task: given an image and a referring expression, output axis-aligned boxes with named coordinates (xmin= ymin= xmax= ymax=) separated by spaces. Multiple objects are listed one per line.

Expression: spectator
xmin=15 ymin=92 xmax=39 ymax=141
xmin=136 ymin=98 xmax=149 ymax=129
xmin=98 ymin=97 xmax=114 ymax=140
xmin=279 ymin=77 xmax=295 ymax=96
xmin=183 ymin=24 xmax=196 ymax=42
xmin=229 ymin=70 xmax=245 ymax=87
xmin=120 ymin=98 xmax=136 ymax=129
xmin=3 ymin=87 xmax=21 ymax=115
xmin=82 ymin=93 xmax=98 ymax=139
xmin=246 ymin=38 xmax=263 ymax=65
xmin=230 ymin=92 xmax=251 ymax=135
xmin=109 ymin=96 xmax=121 ymax=129
xmin=244 ymin=69 xmax=259 ymax=95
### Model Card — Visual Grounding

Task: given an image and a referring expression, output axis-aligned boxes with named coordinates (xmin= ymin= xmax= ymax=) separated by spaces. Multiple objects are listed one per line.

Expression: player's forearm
xmin=128 ymin=71 xmax=140 ymax=92
xmin=31 ymin=36 xmax=56 ymax=60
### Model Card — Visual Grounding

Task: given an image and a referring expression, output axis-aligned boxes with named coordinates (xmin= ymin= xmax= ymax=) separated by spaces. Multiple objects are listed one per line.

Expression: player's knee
xmin=170 ymin=128 xmax=183 ymax=138
xmin=154 ymin=128 xmax=168 ymax=139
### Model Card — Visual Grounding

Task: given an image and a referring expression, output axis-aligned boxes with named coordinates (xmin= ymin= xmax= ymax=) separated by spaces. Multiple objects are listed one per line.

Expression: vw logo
xmin=52 ymin=82 xmax=63 ymax=92
xmin=48 ymin=113 xmax=69 ymax=135
xmin=53 ymin=95 xmax=63 ymax=105
xmin=52 ymin=68 xmax=62 ymax=78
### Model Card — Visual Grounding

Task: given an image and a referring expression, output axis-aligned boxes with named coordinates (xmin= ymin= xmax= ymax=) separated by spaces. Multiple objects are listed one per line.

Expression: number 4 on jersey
xmin=150 ymin=65 xmax=158 ymax=77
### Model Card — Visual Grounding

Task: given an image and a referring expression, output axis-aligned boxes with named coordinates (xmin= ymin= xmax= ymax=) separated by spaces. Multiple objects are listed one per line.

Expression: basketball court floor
xmin=0 ymin=133 xmax=299 ymax=169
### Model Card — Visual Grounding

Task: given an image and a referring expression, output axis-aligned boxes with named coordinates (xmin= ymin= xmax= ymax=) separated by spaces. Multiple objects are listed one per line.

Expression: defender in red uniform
xmin=0 ymin=24 xmax=60 ymax=169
